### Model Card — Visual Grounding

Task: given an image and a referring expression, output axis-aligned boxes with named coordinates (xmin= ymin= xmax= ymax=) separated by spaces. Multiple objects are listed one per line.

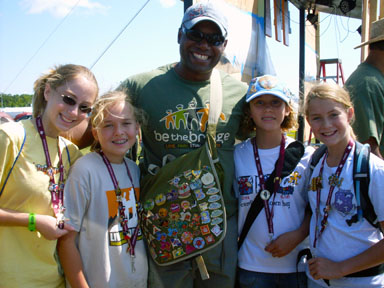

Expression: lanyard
xmin=313 ymin=140 xmax=354 ymax=249
xmin=36 ymin=116 xmax=65 ymax=229
xmin=252 ymin=135 xmax=285 ymax=239
xmin=99 ymin=151 xmax=140 ymax=272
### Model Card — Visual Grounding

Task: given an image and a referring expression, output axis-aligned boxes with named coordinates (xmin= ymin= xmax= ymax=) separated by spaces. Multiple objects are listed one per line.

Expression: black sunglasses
xmin=60 ymin=94 xmax=93 ymax=115
xmin=182 ymin=26 xmax=225 ymax=46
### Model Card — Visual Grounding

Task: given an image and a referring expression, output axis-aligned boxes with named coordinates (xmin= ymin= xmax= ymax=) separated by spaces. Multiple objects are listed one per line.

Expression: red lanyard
xmin=36 ymin=116 xmax=65 ymax=229
xmin=313 ymin=140 xmax=354 ymax=249
xmin=252 ymin=135 xmax=285 ymax=239
xmin=99 ymin=151 xmax=140 ymax=270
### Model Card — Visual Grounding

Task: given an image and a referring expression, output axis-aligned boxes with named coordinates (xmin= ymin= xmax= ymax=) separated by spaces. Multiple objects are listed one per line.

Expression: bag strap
xmin=197 ymin=70 xmax=223 ymax=278
xmin=205 ymin=69 xmax=223 ymax=161
xmin=238 ymin=140 xmax=305 ymax=249
xmin=0 ymin=127 xmax=26 ymax=197
xmin=208 ymin=69 xmax=223 ymax=126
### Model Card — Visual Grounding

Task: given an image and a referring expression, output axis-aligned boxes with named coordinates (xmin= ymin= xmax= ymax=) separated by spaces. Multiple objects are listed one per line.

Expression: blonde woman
xmin=0 ymin=64 xmax=98 ymax=287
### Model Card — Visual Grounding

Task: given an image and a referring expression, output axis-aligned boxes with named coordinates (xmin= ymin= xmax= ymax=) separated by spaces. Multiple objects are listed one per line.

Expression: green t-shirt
xmin=345 ymin=62 xmax=384 ymax=155
xmin=119 ymin=64 xmax=248 ymax=217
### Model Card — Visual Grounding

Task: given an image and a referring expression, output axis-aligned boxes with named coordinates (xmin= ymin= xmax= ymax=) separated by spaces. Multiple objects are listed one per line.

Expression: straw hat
xmin=355 ymin=18 xmax=384 ymax=48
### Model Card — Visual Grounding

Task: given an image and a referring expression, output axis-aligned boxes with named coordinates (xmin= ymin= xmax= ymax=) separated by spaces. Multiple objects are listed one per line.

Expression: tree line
xmin=0 ymin=94 xmax=33 ymax=107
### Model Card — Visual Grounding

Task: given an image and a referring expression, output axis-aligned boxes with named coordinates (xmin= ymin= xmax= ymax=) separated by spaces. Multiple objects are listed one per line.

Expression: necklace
xmin=313 ymin=140 xmax=354 ymax=251
xmin=36 ymin=116 xmax=65 ymax=229
xmin=99 ymin=151 xmax=141 ymax=272
xmin=252 ymin=135 xmax=285 ymax=240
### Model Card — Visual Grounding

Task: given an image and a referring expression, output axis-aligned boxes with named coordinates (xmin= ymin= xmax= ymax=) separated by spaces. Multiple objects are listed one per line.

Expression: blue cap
xmin=246 ymin=75 xmax=293 ymax=104
xmin=182 ymin=2 xmax=228 ymax=38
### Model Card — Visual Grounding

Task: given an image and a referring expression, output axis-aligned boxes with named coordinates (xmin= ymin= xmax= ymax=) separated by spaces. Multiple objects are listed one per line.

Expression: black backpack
xmin=309 ymin=142 xmax=379 ymax=229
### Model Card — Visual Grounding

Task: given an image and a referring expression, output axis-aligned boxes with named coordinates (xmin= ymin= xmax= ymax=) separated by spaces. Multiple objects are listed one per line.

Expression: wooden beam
xmin=265 ymin=0 xmax=272 ymax=37
xmin=274 ymin=0 xmax=282 ymax=42
xmin=361 ymin=0 xmax=369 ymax=62
xmin=370 ymin=0 xmax=378 ymax=22
xmin=283 ymin=0 xmax=290 ymax=46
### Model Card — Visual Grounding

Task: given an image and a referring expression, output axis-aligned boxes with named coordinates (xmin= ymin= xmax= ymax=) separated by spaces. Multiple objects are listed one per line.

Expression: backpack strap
xmin=304 ymin=142 xmax=383 ymax=279
xmin=309 ymin=144 xmax=327 ymax=172
xmin=238 ymin=140 xmax=305 ymax=249
xmin=0 ymin=127 xmax=26 ymax=197
xmin=347 ymin=144 xmax=384 ymax=280
xmin=310 ymin=142 xmax=379 ymax=230
xmin=353 ymin=142 xmax=378 ymax=228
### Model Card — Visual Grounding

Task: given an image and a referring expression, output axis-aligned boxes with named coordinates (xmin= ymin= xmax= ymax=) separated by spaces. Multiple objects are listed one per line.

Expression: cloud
xmin=20 ymin=0 xmax=108 ymax=18
xmin=159 ymin=0 xmax=177 ymax=8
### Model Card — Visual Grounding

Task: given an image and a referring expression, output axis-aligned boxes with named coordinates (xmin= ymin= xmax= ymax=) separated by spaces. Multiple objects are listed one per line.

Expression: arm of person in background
xmin=264 ymin=205 xmax=311 ymax=258
xmin=308 ymin=221 xmax=384 ymax=280
xmin=0 ymin=208 xmax=73 ymax=240
xmin=60 ymin=118 xmax=94 ymax=150
xmin=57 ymin=231 xmax=90 ymax=288
xmin=364 ymin=137 xmax=383 ymax=159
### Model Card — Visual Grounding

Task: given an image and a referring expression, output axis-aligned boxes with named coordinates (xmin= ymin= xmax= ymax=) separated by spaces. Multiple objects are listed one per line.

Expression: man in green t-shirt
xmin=345 ymin=18 xmax=384 ymax=158
xmin=119 ymin=2 xmax=247 ymax=288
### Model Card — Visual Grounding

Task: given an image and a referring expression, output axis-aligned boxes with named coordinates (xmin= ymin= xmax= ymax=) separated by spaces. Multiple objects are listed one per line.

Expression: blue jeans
xmin=237 ymin=268 xmax=308 ymax=288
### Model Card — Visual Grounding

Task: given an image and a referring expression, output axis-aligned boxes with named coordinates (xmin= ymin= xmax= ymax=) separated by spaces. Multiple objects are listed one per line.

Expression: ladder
xmin=317 ymin=58 xmax=345 ymax=85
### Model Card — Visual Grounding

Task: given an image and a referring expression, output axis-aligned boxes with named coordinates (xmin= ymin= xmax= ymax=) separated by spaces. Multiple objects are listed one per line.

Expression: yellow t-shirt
xmin=0 ymin=120 xmax=82 ymax=288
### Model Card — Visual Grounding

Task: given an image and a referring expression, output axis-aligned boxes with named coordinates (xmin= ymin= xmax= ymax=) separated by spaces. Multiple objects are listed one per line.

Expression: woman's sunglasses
xmin=182 ymin=26 xmax=225 ymax=46
xmin=60 ymin=94 xmax=92 ymax=116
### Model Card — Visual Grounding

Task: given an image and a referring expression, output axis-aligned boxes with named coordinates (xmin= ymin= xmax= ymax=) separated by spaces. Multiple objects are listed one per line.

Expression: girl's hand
xmin=35 ymin=214 xmax=75 ymax=240
xmin=264 ymin=230 xmax=301 ymax=257
xmin=308 ymin=257 xmax=344 ymax=280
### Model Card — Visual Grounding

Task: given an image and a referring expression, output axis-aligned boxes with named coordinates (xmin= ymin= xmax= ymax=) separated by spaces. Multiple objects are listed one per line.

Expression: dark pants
xmin=237 ymin=268 xmax=307 ymax=288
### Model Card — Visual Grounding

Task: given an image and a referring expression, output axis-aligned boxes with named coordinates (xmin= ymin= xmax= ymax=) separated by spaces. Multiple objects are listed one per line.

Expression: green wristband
xmin=28 ymin=213 xmax=36 ymax=232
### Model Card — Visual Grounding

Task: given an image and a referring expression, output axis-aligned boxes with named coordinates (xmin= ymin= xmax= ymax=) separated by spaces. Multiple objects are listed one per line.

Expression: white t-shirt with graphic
xmin=64 ymin=152 xmax=148 ymax=288
xmin=307 ymin=145 xmax=384 ymax=287
xmin=235 ymin=136 xmax=314 ymax=273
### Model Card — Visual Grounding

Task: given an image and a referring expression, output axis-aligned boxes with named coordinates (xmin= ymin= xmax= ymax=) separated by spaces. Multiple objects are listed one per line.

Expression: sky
xmin=0 ymin=0 xmax=363 ymax=99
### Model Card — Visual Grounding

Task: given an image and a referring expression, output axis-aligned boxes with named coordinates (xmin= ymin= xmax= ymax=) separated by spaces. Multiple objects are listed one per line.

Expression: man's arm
xmin=363 ymin=137 xmax=383 ymax=159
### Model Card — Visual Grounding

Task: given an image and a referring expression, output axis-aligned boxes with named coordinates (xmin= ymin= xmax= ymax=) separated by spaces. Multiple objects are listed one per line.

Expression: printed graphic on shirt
xmin=333 ymin=189 xmax=356 ymax=216
xmin=106 ymin=187 xmax=142 ymax=246
xmin=279 ymin=173 xmax=296 ymax=199
xmin=154 ymin=100 xmax=227 ymax=149
xmin=238 ymin=170 xmax=302 ymax=209
xmin=238 ymin=176 xmax=253 ymax=196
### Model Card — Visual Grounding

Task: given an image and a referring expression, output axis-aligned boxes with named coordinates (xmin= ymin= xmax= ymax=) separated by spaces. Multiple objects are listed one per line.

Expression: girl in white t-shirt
xmin=235 ymin=75 xmax=314 ymax=288
xmin=57 ymin=91 xmax=148 ymax=288
xmin=304 ymin=82 xmax=384 ymax=288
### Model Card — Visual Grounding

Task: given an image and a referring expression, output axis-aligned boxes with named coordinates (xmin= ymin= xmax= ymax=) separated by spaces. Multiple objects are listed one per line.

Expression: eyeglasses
xmin=60 ymin=94 xmax=93 ymax=116
xmin=182 ymin=26 xmax=225 ymax=46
